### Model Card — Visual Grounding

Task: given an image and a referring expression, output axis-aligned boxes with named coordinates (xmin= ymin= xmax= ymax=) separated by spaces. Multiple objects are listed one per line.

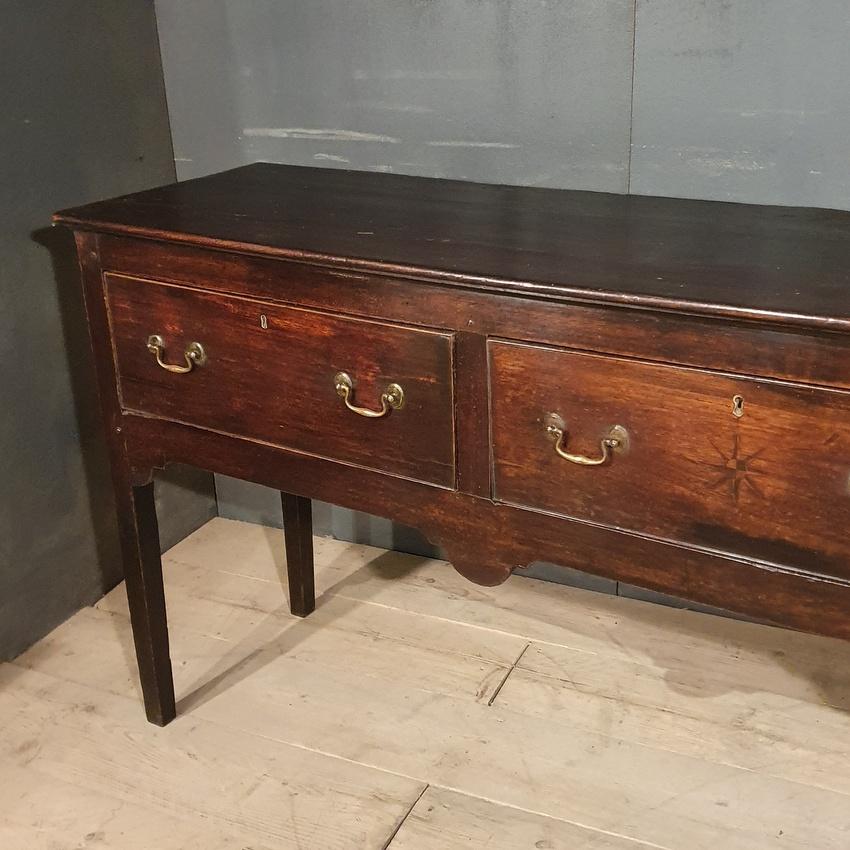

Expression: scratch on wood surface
xmin=244 ymin=127 xmax=400 ymax=143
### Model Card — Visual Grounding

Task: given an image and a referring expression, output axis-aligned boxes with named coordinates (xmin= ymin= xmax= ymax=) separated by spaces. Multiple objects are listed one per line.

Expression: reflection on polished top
xmin=55 ymin=162 xmax=850 ymax=330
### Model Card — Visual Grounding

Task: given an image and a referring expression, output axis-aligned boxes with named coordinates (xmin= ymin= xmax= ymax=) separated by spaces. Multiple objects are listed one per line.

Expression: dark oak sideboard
xmin=55 ymin=163 xmax=850 ymax=726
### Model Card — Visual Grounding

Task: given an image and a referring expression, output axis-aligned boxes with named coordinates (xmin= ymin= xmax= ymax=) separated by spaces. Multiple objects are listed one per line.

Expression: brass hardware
xmin=544 ymin=413 xmax=628 ymax=467
xmin=146 ymin=334 xmax=207 ymax=373
xmin=334 ymin=371 xmax=404 ymax=418
xmin=732 ymin=394 xmax=745 ymax=418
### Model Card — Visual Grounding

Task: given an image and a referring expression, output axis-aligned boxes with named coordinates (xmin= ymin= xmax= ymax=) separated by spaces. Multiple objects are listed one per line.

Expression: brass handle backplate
xmin=146 ymin=334 xmax=207 ymax=374
xmin=544 ymin=413 xmax=628 ymax=467
xmin=334 ymin=371 xmax=404 ymax=418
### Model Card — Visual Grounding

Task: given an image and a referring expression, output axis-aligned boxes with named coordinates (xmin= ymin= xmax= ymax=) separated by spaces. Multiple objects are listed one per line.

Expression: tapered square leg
xmin=114 ymin=479 xmax=176 ymax=726
xmin=281 ymin=492 xmax=315 ymax=617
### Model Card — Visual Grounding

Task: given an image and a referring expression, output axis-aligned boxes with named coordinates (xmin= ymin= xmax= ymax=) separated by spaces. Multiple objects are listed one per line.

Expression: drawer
xmin=489 ymin=340 xmax=850 ymax=580
xmin=106 ymin=274 xmax=455 ymax=486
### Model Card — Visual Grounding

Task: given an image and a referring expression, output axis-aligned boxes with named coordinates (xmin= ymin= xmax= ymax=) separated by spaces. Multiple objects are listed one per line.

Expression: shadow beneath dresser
xmin=170 ymin=521 xmax=850 ymax=721
xmin=175 ymin=544 xmax=424 ymax=716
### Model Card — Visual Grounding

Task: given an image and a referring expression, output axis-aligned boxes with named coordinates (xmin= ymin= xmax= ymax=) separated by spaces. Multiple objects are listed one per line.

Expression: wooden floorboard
xmin=164 ymin=519 xmax=850 ymax=711
xmin=0 ymin=762 xmax=276 ymax=850
xmin=388 ymin=786 xmax=662 ymax=849
xmin=0 ymin=664 xmax=423 ymax=850
xmin=6 ymin=517 xmax=850 ymax=848
xmin=499 ymin=644 xmax=850 ymax=794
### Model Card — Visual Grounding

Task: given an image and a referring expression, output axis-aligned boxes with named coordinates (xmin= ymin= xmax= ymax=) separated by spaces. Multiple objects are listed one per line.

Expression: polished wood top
xmin=55 ymin=162 xmax=850 ymax=331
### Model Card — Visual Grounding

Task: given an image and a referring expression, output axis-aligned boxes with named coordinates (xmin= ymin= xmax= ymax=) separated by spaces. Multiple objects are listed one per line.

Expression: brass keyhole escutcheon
xmin=732 ymin=394 xmax=745 ymax=418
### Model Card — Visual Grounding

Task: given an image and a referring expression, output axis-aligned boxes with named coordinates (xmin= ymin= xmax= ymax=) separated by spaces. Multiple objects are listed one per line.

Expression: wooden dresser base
xmin=122 ymin=411 xmax=850 ymax=726
xmin=56 ymin=164 xmax=850 ymax=725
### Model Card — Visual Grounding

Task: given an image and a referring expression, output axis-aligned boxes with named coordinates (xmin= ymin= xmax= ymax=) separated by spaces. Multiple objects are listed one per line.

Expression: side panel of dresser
xmin=74 ymin=233 xmax=176 ymax=725
xmin=92 ymin=235 xmax=850 ymax=640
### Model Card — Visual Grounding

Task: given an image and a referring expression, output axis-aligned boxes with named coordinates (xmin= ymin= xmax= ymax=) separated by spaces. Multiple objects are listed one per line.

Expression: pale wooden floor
xmin=4 ymin=519 xmax=850 ymax=849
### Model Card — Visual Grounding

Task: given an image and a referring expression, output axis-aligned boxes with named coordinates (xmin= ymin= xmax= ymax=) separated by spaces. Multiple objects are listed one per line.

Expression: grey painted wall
xmin=154 ymin=1 xmax=850 ymax=605
xmin=631 ymin=1 xmax=850 ymax=206
xmin=157 ymin=0 xmax=635 ymax=190
xmin=0 ymin=1 xmax=216 ymax=661
xmin=156 ymin=0 xmax=638 ymax=567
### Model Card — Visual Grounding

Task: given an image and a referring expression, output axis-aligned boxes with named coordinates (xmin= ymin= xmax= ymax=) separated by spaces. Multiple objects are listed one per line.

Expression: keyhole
xmin=732 ymin=395 xmax=744 ymax=418
xmin=260 ymin=314 xmax=268 ymax=329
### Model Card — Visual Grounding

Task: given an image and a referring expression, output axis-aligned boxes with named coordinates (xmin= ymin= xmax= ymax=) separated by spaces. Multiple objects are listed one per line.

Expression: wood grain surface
xmin=490 ymin=340 xmax=850 ymax=580
xmin=8 ymin=518 xmax=850 ymax=848
xmin=56 ymin=162 xmax=850 ymax=331
xmin=106 ymin=273 xmax=455 ymax=487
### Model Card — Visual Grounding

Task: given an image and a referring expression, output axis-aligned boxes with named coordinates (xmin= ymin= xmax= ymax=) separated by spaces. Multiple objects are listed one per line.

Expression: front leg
xmin=114 ymin=478 xmax=176 ymax=726
xmin=281 ymin=492 xmax=315 ymax=617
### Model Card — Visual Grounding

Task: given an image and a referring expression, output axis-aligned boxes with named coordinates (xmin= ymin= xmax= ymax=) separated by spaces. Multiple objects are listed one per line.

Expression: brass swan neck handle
xmin=146 ymin=334 xmax=207 ymax=373
xmin=544 ymin=413 xmax=628 ymax=467
xmin=334 ymin=371 xmax=405 ymax=418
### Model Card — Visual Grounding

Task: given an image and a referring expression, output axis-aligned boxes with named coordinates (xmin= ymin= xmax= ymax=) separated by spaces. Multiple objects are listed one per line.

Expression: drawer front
xmin=107 ymin=274 xmax=455 ymax=486
xmin=490 ymin=340 xmax=850 ymax=580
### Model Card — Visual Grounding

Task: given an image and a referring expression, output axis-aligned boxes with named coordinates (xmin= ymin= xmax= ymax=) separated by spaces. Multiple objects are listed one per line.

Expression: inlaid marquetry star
xmin=707 ymin=433 xmax=766 ymax=504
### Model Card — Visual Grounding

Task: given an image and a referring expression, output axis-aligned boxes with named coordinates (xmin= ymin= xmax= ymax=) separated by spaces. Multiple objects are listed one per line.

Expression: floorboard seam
xmin=487 ymin=642 xmax=531 ymax=706
xmin=193 ymin=712 xmax=431 ymax=784
xmin=331 ymin=592 xmax=595 ymax=649
xmin=422 ymin=783 xmax=672 ymax=850
xmin=382 ymin=782 xmax=429 ymax=849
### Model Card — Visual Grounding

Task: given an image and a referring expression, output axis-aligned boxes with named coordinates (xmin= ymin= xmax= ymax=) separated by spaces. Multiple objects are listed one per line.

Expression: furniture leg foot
xmin=116 ymin=479 xmax=176 ymax=726
xmin=281 ymin=492 xmax=315 ymax=617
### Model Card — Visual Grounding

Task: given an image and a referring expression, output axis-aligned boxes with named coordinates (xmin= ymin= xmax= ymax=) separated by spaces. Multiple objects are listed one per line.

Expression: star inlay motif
xmin=706 ymin=432 xmax=766 ymax=503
